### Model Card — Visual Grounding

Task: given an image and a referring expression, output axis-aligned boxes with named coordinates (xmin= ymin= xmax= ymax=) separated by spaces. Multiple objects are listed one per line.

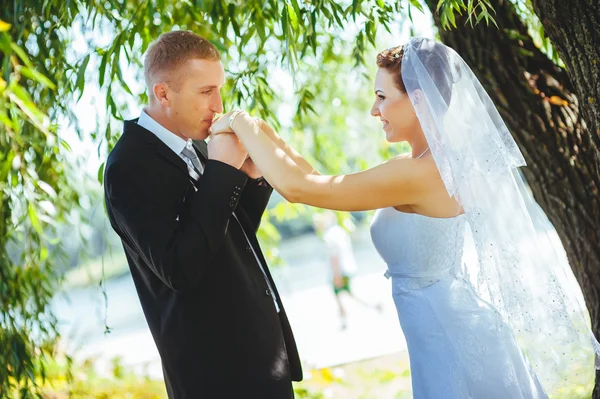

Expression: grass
xmin=295 ymin=352 xmax=413 ymax=399
xmin=40 ymin=352 xmax=413 ymax=399
xmin=39 ymin=350 xmax=593 ymax=399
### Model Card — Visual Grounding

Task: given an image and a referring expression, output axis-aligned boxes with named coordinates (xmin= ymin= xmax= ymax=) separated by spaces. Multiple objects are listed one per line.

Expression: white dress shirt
xmin=138 ymin=110 xmax=188 ymax=160
xmin=138 ymin=110 xmax=204 ymax=176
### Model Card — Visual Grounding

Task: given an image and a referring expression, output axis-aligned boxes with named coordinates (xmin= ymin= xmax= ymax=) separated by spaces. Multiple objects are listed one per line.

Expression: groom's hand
xmin=207 ymin=132 xmax=247 ymax=169
xmin=240 ymin=157 xmax=263 ymax=179
xmin=209 ymin=111 xmax=257 ymax=172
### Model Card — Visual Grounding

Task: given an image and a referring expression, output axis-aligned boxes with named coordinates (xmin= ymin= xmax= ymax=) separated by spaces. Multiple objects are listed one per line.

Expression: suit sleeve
xmin=237 ymin=179 xmax=273 ymax=233
xmin=104 ymin=159 xmax=248 ymax=294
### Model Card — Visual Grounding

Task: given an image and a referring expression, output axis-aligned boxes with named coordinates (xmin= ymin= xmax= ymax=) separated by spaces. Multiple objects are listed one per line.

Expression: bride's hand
xmin=209 ymin=111 xmax=236 ymax=136
xmin=210 ymin=110 xmax=253 ymax=136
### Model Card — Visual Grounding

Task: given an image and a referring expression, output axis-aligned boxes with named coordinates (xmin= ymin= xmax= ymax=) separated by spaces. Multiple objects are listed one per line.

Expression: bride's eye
xmin=378 ymin=95 xmax=385 ymax=100
xmin=201 ymin=89 xmax=212 ymax=95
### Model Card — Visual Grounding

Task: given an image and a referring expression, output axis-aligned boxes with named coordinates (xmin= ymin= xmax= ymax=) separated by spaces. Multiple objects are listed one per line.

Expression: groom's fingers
xmin=207 ymin=133 xmax=247 ymax=168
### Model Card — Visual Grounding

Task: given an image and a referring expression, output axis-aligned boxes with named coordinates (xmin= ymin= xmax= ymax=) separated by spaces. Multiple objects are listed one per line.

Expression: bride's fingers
xmin=210 ymin=130 xmax=235 ymax=137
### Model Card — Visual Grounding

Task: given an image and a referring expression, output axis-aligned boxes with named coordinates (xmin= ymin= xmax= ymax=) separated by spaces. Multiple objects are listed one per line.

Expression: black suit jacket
xmin=104 ymin=119 xmax=302 ymax=399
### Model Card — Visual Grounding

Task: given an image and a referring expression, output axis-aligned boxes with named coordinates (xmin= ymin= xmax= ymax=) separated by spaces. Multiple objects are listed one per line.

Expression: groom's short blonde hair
xmin=144 ymin=30 xmax=221 ymax=93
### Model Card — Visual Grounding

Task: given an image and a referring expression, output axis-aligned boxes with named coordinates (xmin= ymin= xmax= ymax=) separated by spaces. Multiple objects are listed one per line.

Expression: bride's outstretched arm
xmin=255 ymin=118 xmax=319 ymax=176
xmin=214 ymin=111 xmax=434 ymax=212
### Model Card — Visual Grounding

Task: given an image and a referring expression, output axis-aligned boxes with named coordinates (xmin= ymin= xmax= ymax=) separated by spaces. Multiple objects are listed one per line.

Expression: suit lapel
xmin=155 ymin=143 xmax=189 ymax=176
xmin=152 ymin=138 xmax=206 ymax=187
xmin=126 ymin=119 xmax=190 ymax=178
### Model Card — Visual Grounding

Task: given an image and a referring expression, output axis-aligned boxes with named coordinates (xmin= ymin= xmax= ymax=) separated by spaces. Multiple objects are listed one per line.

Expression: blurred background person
xmin=313 ymin=211 xmax=382 ymax=330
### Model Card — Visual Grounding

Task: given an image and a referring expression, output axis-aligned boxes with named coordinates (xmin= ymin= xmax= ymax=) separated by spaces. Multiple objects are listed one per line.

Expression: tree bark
xmin=532 ymin=0 xmax=600 ymax=154
xmin=530 ymin=2 xmax=600 ymax=396
xmin=424 ymin=0 xmax=600 ymax=394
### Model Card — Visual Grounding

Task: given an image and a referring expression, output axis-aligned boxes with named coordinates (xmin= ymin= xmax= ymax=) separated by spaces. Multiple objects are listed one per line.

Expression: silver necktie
xmin=181 ymin=141 xmax=204 ymax=177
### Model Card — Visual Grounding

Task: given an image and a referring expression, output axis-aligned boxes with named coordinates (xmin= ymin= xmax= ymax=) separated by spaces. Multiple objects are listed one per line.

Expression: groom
xmin=103 ymin=30 xmax=302 ymax=398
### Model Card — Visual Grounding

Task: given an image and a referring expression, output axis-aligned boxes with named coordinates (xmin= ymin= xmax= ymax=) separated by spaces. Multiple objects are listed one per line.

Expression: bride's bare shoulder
xmin=389 ymin=152 xmax=412 ymax=161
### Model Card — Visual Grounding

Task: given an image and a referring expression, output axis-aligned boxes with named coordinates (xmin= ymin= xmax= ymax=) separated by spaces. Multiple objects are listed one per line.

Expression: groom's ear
xmin=153 ymin=82 xmax=170 ymax=107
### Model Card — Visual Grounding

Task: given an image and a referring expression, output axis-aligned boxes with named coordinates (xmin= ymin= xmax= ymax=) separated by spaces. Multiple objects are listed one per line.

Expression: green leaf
xmin=59 ymin=138 xmax=72 ymax=152
xmin=436 ymin=0 xmax=445 ymax=13
xmin=40 ymin=246 xmax=48 ymax=262
xmin=440 ymin=7 xmax=448 ymax=28
xmin=282 ymin=4 xmax=289 ymax=37
xmin=351 ymin=0 xmax=360 ymax=19
xmin=76 ymin=54 xmax=90 ymax=100
xmin=97 ymin=162 xmax=105 ymax=185
xmin=28 ymin=203 xmax=44 ymax=235
xmin=290 ymin=0 xmax=302 ymax=21
xmin=287 ymin=3 xmax=299 ymax=30
xmin=447 ymin=5 xmax=457 ymax=27
xmin=476 ymin=11 xmax=486 ymax=24
xmin=19 ymin=67 xmax=56 ymax=90
xmin=9 ymin=83 xmax=48 ymax=131
xmin=409 ymin=0 xmax=424 ymax=13
xmin=10 ymin=42 xmax=34 ymax=68
xmin=0 ymin=109 xmax=13 ymax=129
xmin=99 ymin=52 xmax=108 ymax=87
xmin=116 ymin=63 xmax=133 ymax=96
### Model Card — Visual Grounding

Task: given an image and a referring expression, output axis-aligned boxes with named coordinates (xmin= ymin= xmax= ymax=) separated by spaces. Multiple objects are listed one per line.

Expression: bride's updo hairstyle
xmin=376 ymin=43 xmax=454 ymax=106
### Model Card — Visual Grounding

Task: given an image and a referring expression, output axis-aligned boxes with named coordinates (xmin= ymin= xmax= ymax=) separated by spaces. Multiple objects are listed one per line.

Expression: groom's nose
xmin=210 ymin=93 xmax=224 ymax=114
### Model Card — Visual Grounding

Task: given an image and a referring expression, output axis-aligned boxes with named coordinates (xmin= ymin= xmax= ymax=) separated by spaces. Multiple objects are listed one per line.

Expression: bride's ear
xmin=411 ymin=89 xmax=424 ymax=112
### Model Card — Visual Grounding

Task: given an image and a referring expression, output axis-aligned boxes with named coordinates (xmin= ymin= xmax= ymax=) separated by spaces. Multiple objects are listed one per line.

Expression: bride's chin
xmin=385 ymin=131 xmax=398 ymax=143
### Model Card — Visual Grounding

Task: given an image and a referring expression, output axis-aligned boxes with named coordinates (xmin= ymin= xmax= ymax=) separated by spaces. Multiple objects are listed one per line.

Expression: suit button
xmin=266 ymin=289 xmax=271 ymax=296
xmin=246 ymin=245 xmax=252 ymax=253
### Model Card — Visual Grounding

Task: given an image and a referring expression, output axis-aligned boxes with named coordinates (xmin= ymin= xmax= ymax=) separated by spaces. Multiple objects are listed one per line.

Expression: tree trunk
xmin=530 ymin=2 xmax=600 ymax=396
xmin=532 ymin=0 xmax=600 ymax=154
xmin=424 ymin=0 xmax=600 ymax=394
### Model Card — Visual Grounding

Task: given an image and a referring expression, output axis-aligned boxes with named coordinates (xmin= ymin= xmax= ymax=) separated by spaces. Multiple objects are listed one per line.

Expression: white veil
xmin=401 ymin=37 xmax=599 ymax=394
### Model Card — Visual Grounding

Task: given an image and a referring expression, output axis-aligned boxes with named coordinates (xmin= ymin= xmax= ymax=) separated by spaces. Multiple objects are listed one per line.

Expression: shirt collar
xmin=137 ymin=110 xmax=188 ymax=156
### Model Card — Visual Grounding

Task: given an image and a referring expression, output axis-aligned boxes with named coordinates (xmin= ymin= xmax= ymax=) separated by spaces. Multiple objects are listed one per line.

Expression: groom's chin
xmin=189 ymin=128 xmax=210 ymax=141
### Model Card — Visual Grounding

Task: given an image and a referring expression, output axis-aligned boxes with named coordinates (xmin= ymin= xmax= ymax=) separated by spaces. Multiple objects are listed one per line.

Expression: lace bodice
xmin=370 ymin=208 xmax=467 ymax=290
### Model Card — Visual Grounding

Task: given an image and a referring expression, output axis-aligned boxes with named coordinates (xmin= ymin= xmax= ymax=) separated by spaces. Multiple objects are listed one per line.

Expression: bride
xmin=210 ymin=37 xmax=599 ymax=398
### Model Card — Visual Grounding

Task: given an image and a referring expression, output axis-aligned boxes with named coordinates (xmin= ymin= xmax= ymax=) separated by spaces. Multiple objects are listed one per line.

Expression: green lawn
xmin=41 ymin=352 xmax=413 ymax=399
xmin=40 ymin=351 xmax=593 ymax=399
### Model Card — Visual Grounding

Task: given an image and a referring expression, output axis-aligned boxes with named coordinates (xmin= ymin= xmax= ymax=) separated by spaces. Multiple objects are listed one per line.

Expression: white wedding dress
xmin=370 ymin=207 xmax=549 ymax=398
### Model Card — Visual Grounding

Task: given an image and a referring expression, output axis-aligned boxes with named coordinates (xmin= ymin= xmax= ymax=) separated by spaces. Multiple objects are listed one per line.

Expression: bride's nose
xmin=370 ymin=102 xmax=380 ymax=117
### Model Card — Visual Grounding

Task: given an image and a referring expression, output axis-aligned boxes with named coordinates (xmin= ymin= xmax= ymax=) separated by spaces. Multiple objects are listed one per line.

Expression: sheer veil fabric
xmin=400 ymin=37 xmax=600 ymax=394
